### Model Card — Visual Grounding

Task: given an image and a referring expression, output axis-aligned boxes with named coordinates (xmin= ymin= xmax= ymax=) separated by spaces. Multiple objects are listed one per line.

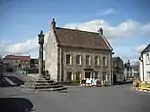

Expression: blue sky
xmin=0 ymin=0 xmax=150 ymax=64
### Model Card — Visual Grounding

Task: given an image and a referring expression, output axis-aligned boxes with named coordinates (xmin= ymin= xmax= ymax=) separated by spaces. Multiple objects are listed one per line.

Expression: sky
xmin=0 ymin=0 xmax=150 ymax=64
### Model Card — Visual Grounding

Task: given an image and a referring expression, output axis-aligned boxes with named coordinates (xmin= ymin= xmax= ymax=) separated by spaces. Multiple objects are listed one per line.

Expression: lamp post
xmin=111 ymin=52 xmax=115 ymax=85
xmin=38 ymin=30 xmax=45 ymax=77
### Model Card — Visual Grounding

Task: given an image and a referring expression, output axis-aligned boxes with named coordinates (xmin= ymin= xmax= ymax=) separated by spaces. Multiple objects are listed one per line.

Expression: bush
xmin=23 ymin=68 xmax=38 ymax=74
xmin=75 ymin=80 xmax=80 ymax=83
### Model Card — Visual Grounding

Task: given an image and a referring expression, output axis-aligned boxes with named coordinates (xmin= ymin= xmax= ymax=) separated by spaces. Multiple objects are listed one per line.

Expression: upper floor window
xmin=86 ymin=55 xmax=91 ymax=65
xmin=95 ymin=56 xmax=99 ymax=66
xmin=76 ymin=55 xmax=82 ymax=65
xmin=102 ymin=56 xmax=107 ymax=66
xmin=146 ymin=54 xmax=150 ymax=64
xmin=66 ymin=54 xmax=71 ymax=65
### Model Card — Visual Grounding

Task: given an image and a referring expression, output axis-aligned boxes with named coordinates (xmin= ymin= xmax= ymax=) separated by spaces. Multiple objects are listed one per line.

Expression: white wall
xmin=45 ymin=28 xmax=58 ymax=80
xmin=140 ymin=51 xmax=150 ymax=81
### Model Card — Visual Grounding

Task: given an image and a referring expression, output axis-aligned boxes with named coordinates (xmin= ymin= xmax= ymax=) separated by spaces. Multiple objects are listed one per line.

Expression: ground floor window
xmin=66 ymin=71 xmax=72 ymax=82
xmin=94 ymin=72 xmax=99 ymax=79
xmin=147 ymin=72 xmax=150 ymax=81
xmin=76 ymin=72 xmax=81 ymax=80
xmin=102 ymin=72 xmax=106 ymax=80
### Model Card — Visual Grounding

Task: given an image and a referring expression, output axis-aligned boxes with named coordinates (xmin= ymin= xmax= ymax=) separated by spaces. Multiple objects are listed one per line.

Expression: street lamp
xmin=111 ymin=52 xmax=115 ymax=85
xmin=38 ymin=30 xmax=45 ymax=76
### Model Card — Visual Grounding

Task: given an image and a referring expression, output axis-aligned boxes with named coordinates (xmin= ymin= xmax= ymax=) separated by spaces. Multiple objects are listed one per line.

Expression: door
xmin=85 ymin=72 xmax=91 ymax=78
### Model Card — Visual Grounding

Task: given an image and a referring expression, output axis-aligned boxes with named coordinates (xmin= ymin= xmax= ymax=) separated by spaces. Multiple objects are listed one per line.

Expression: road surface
xmin=0 ymin=73 xmax=150 ymax=112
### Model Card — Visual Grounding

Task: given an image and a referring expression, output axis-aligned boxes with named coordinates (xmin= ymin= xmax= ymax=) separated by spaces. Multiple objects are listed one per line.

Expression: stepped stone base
xmin=21 ymin=75 xmax=67 ymax=92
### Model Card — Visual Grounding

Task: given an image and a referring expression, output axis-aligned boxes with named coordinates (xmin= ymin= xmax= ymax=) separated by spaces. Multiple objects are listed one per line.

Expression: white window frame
xmin=102 ymin=56 xmax=107 ymax=66
xmin=86 ymin=55 xmax=91 ymax=65
xmin=95 ymin=55 xmax=100 ymax=66
xmin=76 ymin=55 xmax=82 ymax=65
xmin=147 ymin=72 xmax=150 ymax=81
xmin=66 ymin=54 xmax=72 ymax=65
xmin=146 ymin=53 xmax=150 ymax=65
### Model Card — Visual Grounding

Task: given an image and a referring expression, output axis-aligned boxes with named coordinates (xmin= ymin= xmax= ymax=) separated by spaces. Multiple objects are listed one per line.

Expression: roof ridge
xmin=141 ymin=43 xmax=150 ymax=54
xmin=56 ymin=27 xmax=99 ymax=34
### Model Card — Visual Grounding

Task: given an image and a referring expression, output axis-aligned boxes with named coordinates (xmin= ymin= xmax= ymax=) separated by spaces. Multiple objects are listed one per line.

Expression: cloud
xmin=0 ymin=33 xmax=49 ymax=59
xmin=1 ymin=19 xmax=150 ymax=63
xmin=101 ymin=8 xmax=116 ymax=16
xmin=135 ymin=44 xmax=148 ymax=53
xmin=64 ymin=19 xmax=150 ymax=39
xmin=96 ymin=8 xmax=116 ymax=17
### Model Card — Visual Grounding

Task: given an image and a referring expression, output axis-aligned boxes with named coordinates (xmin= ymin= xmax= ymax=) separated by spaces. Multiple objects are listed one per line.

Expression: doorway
xmin=85 ymin=72 xmax=91 ymax=78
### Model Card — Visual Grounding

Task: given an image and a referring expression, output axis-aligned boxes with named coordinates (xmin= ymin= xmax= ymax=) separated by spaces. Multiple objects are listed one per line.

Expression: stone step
xmin=34 ymin=85 xmax=63 ymax=89
xmin=34 ymin=80 xmax=55 ymax=83
xmin=34 ymin=82 xmax=59 ymax=85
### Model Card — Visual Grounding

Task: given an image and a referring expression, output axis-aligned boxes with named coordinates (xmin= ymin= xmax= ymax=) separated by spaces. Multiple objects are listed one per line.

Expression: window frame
xmin=65 ymin=54 xmax=72 ymax=65
xmin=95 ymin=55 xmax=100 ymax=66
xmin=147 ymin=72 xmax=150 ymax=81
xmin=86 ymin=55 xmax=91 ymax=65
xmin=76 ymin=55 xmax=82 ymax=65
xmin=146 ymin=53 xmax=150 ymax=65
xmin=66 ymin=71 xmax=72 ymax=81
xmin=102 ymin=56 xmax=107 ymax=66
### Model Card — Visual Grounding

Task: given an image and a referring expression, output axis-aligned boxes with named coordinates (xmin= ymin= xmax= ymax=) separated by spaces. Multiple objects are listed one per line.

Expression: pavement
xmin=1 ymin=73 xmax=150 ymax=112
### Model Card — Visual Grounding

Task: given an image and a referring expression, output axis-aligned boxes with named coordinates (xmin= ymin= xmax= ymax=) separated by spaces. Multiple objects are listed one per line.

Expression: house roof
xmin=3 ymin=55 xmax=30 ymax=61
xmin=54 ymin=27 xmax=111 ymax=50
xmin=113 ymin=57 xmax=123 ymax=62
xmin=141 ymin=44 xmax=150 ymax=54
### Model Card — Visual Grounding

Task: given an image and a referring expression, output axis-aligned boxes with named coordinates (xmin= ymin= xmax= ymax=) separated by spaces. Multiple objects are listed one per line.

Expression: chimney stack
xmin=98 ymin=27 xmax=103 ymax=35
xmin=51 ymin=18 xmax=56 ymax=31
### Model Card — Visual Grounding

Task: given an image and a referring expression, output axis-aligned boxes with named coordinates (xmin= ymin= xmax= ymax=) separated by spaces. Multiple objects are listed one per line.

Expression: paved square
xmin=1 ymin=84 xmax=150 ymax=112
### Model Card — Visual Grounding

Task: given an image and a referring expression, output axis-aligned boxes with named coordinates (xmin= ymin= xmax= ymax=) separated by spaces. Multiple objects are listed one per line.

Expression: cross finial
xmin=40 ymin=30 xmax=43 ymax=34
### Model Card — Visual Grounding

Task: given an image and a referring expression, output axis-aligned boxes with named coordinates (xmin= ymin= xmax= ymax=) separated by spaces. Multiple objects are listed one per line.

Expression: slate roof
xmin=141 ymin=44 xmax=150 ymax=54
xmin=113 ymin=57 xmax=123 ymax=62
xmin=55 ymin=27 xmax=111 ymax=50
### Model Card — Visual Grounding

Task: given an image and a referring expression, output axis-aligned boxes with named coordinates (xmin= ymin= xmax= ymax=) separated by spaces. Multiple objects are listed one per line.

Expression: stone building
xmin=45 ymin=19 xmax=113 ymax=85
xmin=3 ymin=55 xmax=30 ymax=71
xmin=113 ymin=57 xmax=124 ymax=74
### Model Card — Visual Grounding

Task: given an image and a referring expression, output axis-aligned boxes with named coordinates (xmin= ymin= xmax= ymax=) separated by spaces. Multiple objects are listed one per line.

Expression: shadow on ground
xmin=0 ymin=74 xmax=25 ymax=87
xmin=0 ymin=98 xmax=34 ymax=112
xmin=6 ymin=76 xmax=25 ymax=85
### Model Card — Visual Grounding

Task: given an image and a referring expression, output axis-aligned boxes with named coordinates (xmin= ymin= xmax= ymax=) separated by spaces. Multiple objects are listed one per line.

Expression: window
xmin=94 ymin=72 xmax=99 ymax=79
xmin=76 ymin=55 xmax=81 ymax=65
xmin=146 ymin=54 xmax=150 ymax=64
xmin=102 ymin=56 xmax=107 ymax=66
xmin=95 ymin=56 xmax=99 ymax=66
xmin=86 ymin=55 xmax=91 ymax=65
xmin=66 ymin=54 xmax=71 ymax=65
xmin=66 ymin=71 xmax=72 ymax=81
xmin=76 ymin=72 xmax=81 ymax=80
xmin=147 ymin=72 xmax=150 ymax=81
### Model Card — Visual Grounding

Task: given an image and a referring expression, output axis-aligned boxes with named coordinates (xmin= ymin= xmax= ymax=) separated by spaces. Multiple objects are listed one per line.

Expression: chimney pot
xmin=50 ymin=18 xmax=56 ymax=30
xmin=98 ymin=27 xmax=103 ymax=35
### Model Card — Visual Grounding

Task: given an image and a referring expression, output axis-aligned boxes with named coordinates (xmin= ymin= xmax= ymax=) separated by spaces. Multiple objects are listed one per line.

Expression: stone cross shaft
xmin=38 ymin=30 xmax=45 ymax=76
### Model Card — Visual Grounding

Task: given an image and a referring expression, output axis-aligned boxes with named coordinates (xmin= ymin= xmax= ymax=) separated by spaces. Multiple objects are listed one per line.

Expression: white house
xmin=139 ymin=44 xmax=150 ymax=82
